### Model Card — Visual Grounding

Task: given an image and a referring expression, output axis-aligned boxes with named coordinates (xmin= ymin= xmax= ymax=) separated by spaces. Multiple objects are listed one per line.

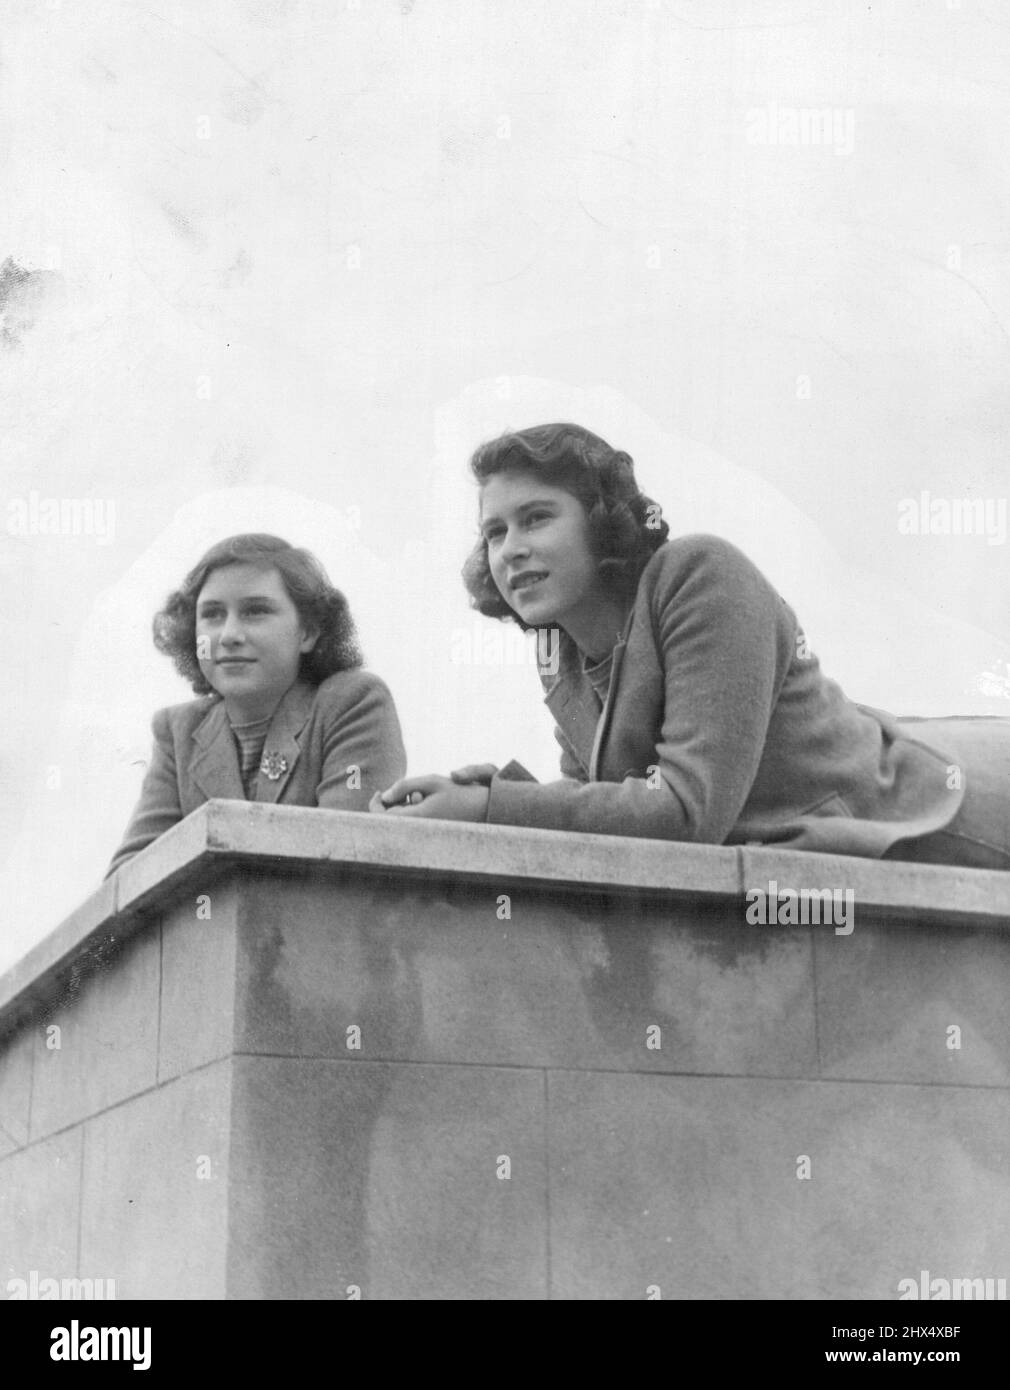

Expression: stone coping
xmin=1 ymin=798 xmax=1008 ymax=1039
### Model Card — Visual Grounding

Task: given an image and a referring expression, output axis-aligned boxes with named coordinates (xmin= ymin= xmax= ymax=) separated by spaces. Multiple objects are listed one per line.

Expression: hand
xmin=449 ymin=763 xmax=499 ymax=786
xmin=369 ymin=774 xmax=490 ymax=822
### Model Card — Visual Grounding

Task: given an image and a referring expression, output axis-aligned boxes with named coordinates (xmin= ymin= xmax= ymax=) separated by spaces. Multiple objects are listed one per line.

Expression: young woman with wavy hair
xmin=373 ymin=423 xmax=1009 ymax=868
xmin=107 ymin=534 xmax=405 ymax=875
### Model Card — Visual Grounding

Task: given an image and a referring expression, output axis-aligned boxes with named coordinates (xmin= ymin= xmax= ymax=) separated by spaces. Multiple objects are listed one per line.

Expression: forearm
xmin=105 ymin=712 xmax=182 ymax=876
xmin=105 ymin=808 xmax=182 ymax=877
xmin=486 ymin=770 xmax=704 ymax=840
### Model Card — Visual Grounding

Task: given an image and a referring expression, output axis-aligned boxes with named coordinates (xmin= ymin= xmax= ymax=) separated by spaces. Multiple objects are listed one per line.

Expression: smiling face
xmin=195 ymin=563 xmax=317 ymax=721
xmin=479 ymin=470 xmax=615 ymax=642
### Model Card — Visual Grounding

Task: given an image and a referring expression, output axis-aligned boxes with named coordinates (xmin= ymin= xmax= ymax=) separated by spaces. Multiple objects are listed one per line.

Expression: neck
xmin=222 ymin=686 xmax=292 ymax=725
xmin=562 ymin=597 xmax=629 ymax=663
xmin=228 ymin=708 xmax=272 ymax=727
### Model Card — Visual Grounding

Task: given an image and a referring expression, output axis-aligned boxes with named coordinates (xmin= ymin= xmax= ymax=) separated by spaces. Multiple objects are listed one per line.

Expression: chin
xmin=520 ymin=591 xmax=559 ymax=618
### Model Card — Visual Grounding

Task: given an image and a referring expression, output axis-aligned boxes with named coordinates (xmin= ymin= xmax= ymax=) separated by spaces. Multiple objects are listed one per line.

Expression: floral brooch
xmin=260 ymin=750 xmax=289 ymax=781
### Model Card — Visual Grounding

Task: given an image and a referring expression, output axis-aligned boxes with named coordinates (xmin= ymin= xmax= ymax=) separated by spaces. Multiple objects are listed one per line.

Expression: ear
xmin=299 ymin=623 xmax=319 ymax=653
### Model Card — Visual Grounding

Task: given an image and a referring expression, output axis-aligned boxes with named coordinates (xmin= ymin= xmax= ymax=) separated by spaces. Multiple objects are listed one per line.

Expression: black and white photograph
xmin=1 ymin=0 xmax=1008 ymax=1345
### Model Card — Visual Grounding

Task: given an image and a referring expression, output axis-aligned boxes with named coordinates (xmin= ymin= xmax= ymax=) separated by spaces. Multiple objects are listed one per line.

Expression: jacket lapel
xmin=589 ymin=623 xmax=631 ymax=780
xmin=541 ymin=613 xmax=634 ymax=780
xmin=252 ymin=679 xmax=315 ymax=804
xmin=189 ymin=699 xmax=246 ymax=801
xmin=542 ymin=633 xmax=597 ymax=777
xmin=189 ymin=680 xmax=315 ymax=804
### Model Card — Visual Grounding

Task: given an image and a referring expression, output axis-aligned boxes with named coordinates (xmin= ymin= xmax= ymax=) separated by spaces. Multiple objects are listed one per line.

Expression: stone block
xmin=29 ymin=922 xmax=161 ymax=1141
xmin=158 ymin=887 xmax=238 ymax=1083
xmin=815 ymin=917 xmax=1010 ymax=1085
xmin=230 ymin=872 xmax=817 ymax=1078
xmin=112 ymin=803 xmax=215 ymax=919
xmin=546 ymin=1071 xmax=1010 ymax=1299
xmin=78 ymin=1061 xmax=232 ymax=1299
xmin=204 ymin=799 xmax=743 ymax=898
xmin=741 ymin=845 xmax=1010 ymax=926
xmin=0 ymin=1128 xmax=83 ymax=1289
xmin=227 ymin=1057 xmax=547 ymax=1299
xmin=0 ymin=1026 xmax=33 ymax=1157
xmin=0 ymin=875 xmax=117 ymax=1029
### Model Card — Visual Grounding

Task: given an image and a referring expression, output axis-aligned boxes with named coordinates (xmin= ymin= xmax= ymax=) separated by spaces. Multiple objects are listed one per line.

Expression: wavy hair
xmin=152 ymin=534 xmax=363 ymax=694
xmin=461 ymin=423 xmax=670 ymax=628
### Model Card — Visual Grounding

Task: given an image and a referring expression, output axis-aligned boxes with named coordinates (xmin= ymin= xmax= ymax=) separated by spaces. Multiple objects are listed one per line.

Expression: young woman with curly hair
xmin=373 ymin=423 xmax=1010 ymax=868
xmin=107 ymin=534 xmax=406 ymax=876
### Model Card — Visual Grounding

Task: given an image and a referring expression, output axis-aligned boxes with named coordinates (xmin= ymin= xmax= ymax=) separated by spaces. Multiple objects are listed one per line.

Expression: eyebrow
xmin=196 ymin=595 xmax=280 ymax=608
xmin=480 ymin=498 xmax=559 ymax=532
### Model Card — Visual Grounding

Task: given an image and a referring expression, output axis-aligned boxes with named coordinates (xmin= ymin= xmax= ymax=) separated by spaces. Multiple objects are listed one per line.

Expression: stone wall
xmin=2 ymin=801 xmax=1008 ymax=1299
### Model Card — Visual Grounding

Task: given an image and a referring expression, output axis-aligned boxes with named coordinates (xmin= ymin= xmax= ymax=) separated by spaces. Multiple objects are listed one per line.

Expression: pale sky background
xmin=1 ymin=0 xmax=1008 ymax=975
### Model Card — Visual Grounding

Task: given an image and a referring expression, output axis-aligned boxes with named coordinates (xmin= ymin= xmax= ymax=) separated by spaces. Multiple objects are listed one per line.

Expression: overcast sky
xmin=2 ymin=0 xmax=1009 ymax=973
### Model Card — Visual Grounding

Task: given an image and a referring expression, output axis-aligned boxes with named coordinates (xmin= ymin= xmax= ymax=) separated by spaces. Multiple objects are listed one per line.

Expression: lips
xmin=510 ymin=571 xmax=548 ymax=593
xmin=217 ymin=657 xmax=255 ymax=665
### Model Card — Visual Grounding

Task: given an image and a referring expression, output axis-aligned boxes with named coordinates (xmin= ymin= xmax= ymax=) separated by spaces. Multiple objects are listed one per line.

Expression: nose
xmin=498 ymin=523 xmax=530 ymax=567
xmin=219 ymin=612 xmax=247 ymax=648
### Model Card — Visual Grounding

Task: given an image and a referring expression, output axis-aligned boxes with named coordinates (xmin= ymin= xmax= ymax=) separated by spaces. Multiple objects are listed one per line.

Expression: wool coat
xmin=486 ymin=534 xmax=1009 ymax=862
xmin=106 ymin=669 xmax=406 ymax=876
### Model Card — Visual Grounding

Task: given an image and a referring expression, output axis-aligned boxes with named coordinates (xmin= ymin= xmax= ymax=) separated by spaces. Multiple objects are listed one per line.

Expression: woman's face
xmin=480 ymin=470 xmax=603 ymax=630
xmin=195 ymin=563 xmax=317 ymax=716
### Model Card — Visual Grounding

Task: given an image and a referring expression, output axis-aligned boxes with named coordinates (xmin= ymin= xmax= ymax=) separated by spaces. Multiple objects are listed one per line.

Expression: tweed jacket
xmin=106 ymin=670 xmax=406 ymax=876
xmin=486 ymin=534 xmax=965 ymax=857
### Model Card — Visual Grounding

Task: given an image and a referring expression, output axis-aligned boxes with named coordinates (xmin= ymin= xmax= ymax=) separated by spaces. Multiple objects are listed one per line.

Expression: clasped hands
xmin=368 ymin=763 xmax=498 ymax=821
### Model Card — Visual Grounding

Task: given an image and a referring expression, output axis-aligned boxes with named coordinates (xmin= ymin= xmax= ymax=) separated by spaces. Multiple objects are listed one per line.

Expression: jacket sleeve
xmin=553 ymin=724 xmax=589 ymax=782
xmin=315 ymin=671 xmax=408 ymax=811
xmin=485 ymin=539 xmax=793 ymax=842
xmin=105 ymin=708 xmax=183 ymax=877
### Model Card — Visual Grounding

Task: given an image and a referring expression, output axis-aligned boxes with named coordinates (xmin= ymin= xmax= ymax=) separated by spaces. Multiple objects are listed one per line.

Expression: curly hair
xmin=461 ymin=423 xmax=670 ymax=628
xmin=153 ymin=534 xmax=363 ymax=695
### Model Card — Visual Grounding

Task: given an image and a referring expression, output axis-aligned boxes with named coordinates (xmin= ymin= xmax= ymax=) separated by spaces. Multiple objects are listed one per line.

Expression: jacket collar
xmin=539 ymin=609 xmax=635 ymax=778
xmin=190 ymin=678 xmax=316 ymax=804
